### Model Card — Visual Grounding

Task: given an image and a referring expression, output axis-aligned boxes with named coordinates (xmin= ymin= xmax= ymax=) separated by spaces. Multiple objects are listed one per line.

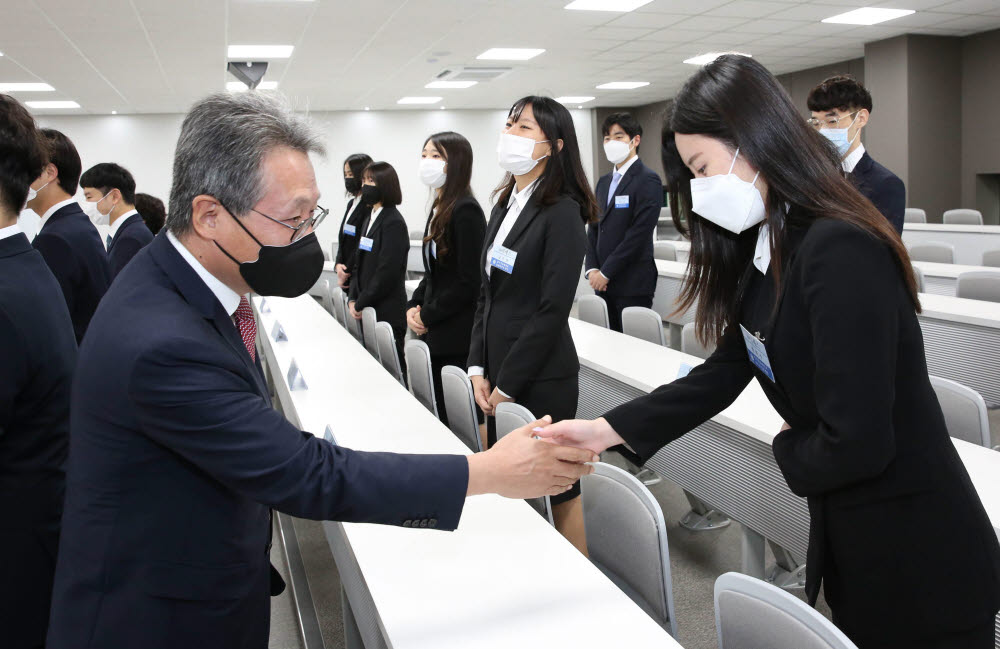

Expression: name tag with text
xmin=489 ymin=244 xmax=517 ymax=274
xmin=359 ymin=236 xmax=374 ymax=252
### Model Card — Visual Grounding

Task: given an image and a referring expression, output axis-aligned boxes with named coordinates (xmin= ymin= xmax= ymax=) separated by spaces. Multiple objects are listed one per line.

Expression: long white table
xmin=903 ymin=223 xmax=1000 ymax=266
xmin=253 ymin=295 xmax=681 ymax=649
xmin=913 ymin=260 xmax=1000 ymax=296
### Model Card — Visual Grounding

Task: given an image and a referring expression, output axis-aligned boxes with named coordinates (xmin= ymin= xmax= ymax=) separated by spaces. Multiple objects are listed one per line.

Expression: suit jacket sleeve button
xmin=428 ymin=519 xmax=438 ymax=528
xmin=403 ymin=520 xmax=412 ymax=528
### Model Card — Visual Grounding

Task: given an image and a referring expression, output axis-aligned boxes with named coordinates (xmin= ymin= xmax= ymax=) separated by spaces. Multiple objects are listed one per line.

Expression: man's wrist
xmin=466 ymin=452 xmax=494 ymax=496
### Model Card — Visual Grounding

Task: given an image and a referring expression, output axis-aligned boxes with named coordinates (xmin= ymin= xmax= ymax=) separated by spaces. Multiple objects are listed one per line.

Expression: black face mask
xmin=360 ymin=184 xmax=381 ymax=206
xmin=344 ymin=177 xmax=361 ymax=195
xmin=215 ymin=209 xmax=325 ymax=298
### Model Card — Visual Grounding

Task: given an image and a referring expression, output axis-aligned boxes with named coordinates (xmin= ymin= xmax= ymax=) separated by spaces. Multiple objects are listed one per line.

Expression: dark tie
xmin=233 ymin=296 xmax=257 ymax=362
xmin=106 ymin=234 xmax=112 ymax=248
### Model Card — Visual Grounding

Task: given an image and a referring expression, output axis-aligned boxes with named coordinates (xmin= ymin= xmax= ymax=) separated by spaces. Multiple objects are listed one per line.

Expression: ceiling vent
xmin=435 ymin=66 xmax=512 ymax=82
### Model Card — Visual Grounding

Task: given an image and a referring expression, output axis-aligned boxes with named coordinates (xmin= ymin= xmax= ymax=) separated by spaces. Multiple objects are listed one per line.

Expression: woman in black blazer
xmin=348 ymin=162 xmax=409 ymax=367
xmin=406 ymin=132 xmax=486 ymax=427
xmin=334 ymin=153 xmax=372 ymax=290
xmin=540 ymin=56 xmax=1000 ymax=648
xmin=468 ymin=96 xmax=598 ymax=554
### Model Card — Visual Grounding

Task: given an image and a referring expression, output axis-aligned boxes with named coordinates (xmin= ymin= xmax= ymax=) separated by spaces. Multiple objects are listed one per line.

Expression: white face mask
xmin=25 ymin=180 xmax=48 ymax=208
xmin=419 ymin=158 xmax=447 ymax=189
xmin=603 ymin=138 xmax=633 ymax=165
xmin=497 ymin=132 xmax=549 ymax=176
xmin=819 ymin=112 xmax=860 ymax=157
xmin=82 ymin=192 xmax=113 ymax=226
xmin=689 ymin=147 xmax=766 ymax=234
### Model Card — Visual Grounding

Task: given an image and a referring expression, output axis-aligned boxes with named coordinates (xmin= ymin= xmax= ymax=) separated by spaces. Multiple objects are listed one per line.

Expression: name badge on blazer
xmin=740 ymin=325 xmax=775 ymax=382
xmin=359 ymin=236 xmax=374 ymax=252
xmin=614 ymin=195 xmax=629 ymax=208
xmin=343 ymin=224 xmax=357 ymax=237
xmin=489 ymin=244 xmax=517 ymax=274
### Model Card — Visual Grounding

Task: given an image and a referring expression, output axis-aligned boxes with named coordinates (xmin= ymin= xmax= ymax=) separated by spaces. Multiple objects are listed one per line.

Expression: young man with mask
xmin=585 ymin=112 xmax=662 ymax=332
xmin=81 ymin=162 xmax=154 ymax=278
xmin=46 ymin=92 xmax=597 ymax=649
xmin=27 ymin=128 xmax=111 ymax=342
xmin=808 ymin=75 xmax=905 ymax=234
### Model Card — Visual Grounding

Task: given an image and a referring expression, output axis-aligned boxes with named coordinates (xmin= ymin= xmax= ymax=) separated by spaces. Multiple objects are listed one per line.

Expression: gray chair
xmin=494 ymin=402 xmax=554 ymax=525
xmin=956 ymin=270 xmax=1000 ymax=303
xmin=653 ymin=241 xmax=677 ymax=261
xmin=681 ymin=322 xmax=716 ymax=359
xmin=374 ymin=322 xmax=404 ymax=385
xmin=344 ymin=295 xmax=363 ymax=342
xmin=621 ymin=306 xmax=666 ymax=346
xmin=409 ymin=229 xmax=425 ymax=241
xmin=908 ymin=242 xmax=954 ymax=264
xmin=361 ymin=307 xmax=379 ymax=357
xmin=319 ymin=279 xmax=335 ymax=316
xmin=983 ymin=250 xmax=1000 ymax=268
xmin=581 ymin=462 xmax=678 ymax=638
xmin=404 ymin=339 xmax=437 ymax=417
xmin=942 ymin=208 xmax=983 ymax=225
xmin=930 ymin=376 xmax=992 ymax=448
xmin=903 ymin=208 xmax=926 ymax=224
xmin=912 ymin=264 xmax=926 ymax=293
xmin=577 ymin=294 xmax=610 ymax=329
xmin=440 ymin=366 xmax=483 ymax=453
xmin=715 ymin=572 xmax=858 ymax=649
xmin=331 ymin=287 xmax=346 ymax=326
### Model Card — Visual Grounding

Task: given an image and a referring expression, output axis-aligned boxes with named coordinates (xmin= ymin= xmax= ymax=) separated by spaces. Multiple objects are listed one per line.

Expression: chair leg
xmin=678 ymin=492 xmax=732 ymax=531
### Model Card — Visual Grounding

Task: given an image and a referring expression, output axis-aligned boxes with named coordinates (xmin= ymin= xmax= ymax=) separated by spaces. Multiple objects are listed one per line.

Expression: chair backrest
xmin=681 ymin=322 xmax=716 ymax=359
xmin=653 ymin=241 xmax=677 ymax=261
xmin=361 ymin=307 xmax=379 ymax=357
xmin=715 ymin=572 xmax=859 ymax=649
xmin=404 ymin=340 xmax=437 ymax=417
xmin=908 ymin=242 xmax=954 ymax=264
xmin=942 ymin=208 xmax=983 ymax=225
xmin=956 ymin=270 xmax=1000 ymax=303
xmin=319 ymin=279 xmax=335 ymax=316
xmin=581 ymin=462 xmax=678 ymax=637
xmin=577 ymin=294 xmax=610 ymax=329
xmin=440 ymin=366 xmax=482 ymax=452
xmin=621 ymin=307 xmax=666 ymax=347
xmin=331 ymin=286 xmax=347 ymax=326
xmin=911 ymin=264 xmax=925 ymax=293
xmin=374 ymin=322 xmax=404 ymax=384
xmin=930 ymin=376 xmax=991 ymax=448
xmin=409 ymin=229 xmax=425 ymax=241
xmin=345 ymin=295 xmax=363 ymax=341
xmin=494 ymin=402 xmax=554 ymax=525
xmin=903 ymin=208 xmax=926 ymax=224
xmin=983 ymin=250 xmax=1000 ymax=268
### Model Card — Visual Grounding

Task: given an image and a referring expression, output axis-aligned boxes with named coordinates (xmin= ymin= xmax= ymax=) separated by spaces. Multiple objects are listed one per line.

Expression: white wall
xmin=38 ymin=108 xmax=595 ymax=256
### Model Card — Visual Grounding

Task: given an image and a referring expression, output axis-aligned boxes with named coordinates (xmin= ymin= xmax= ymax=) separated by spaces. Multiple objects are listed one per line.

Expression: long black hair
xmin=424 ymin=131 xmax=473 ymax=259
xmin=492 ymin=96 xmax=597 ymax=224
xmin=663 ymin=54 xmax=919 ymax=343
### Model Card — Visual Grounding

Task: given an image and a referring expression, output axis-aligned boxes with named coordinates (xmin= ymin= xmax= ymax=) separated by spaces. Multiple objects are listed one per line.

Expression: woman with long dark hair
xmin=406 ymin=132 xmax=486 ymax=427
xmin=334 ymin=153 xmax=373 ymax=289
xmin=468 ymin=96 xmax=597 ymax=553
xmin=539 ymin=55 xmax=1000 ymax=648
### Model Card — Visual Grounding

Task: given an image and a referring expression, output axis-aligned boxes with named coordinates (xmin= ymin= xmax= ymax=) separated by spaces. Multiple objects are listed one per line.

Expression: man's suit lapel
xmin=601 ymin=160 xmax=641 ymax=222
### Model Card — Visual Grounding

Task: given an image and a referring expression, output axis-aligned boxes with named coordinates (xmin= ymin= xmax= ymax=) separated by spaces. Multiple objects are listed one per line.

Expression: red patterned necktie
xmin=233 ymin=296 xmax=257 ymax=362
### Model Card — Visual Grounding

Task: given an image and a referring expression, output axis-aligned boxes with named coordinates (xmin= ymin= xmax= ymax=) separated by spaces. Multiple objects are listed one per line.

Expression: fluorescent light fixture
xmin=822 ymin=7 xmax=914 ymax=25
xmin=0 ymin=51 xmax=4 ymax=57
xmin=439 ymin=106 xmax=446 ymax=110
xmin=111 ymin=110 xmax=118 ymax=115
xmin=364 ymin=106 xmax=370 ymax=111
xmin=226 ymin=80 xmax=278 ymax=91
xmin=0 ymin=82 xmax=54 ymax=92
xmin=565 ymin=0 xmax=653 ymax=11
xmin=425 ymin=80 xmax=477 ymax=89
xmin=477 ymin=48 xmax=545 ymax=61
xmin=397 ymin=96 xmax=442 ymax=105
xmin=555 ymin=96 xmax=595 ymax=104
xmin=684 ymin=51 xmax=752 ymax=66
xmin=227 ymin=45 xmax=294 ymax=59
xmin=25 ymin=100 xmax=80 ymax=109
xmin=596 ymin=81 xmax=649 ymax=90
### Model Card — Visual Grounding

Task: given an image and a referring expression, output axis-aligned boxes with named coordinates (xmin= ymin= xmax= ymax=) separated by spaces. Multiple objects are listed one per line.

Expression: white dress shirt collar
xmin=754 ymin=223 xmax=770 ymax=275
xmin=0 ymin=223 xmax=23 ymax=241
xmin=108 ymin=209 xmax=139 ymax=241
xmin=507 ymin=177 xmax=539 ymax=211
xmin=38 ymin=197 xmax=79 ymax=231
xmin=614 ymin=154 xmax=639 ymax=177
xmin=166 ymin=230 xmax=242 ymax=317
xmin=366 ymin=205 xmax=383 ymax=235
xmin=842 ymin=143 xmax=866 ymax=173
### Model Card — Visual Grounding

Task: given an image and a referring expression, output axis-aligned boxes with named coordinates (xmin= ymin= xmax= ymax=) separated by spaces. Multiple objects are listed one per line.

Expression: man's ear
xmin=855 ymin=109 xmax=870 ymax=129
xmin=190 ymin=195 xmax=222 ymax=240
xmin=633 ymin=134 xmax=641 ymax=148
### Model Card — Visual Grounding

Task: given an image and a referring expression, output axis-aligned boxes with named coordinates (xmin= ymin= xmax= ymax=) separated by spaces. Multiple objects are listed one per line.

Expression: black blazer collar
xmin=851 ymin=151 xmax=874 ymax=176
xmin=0 ymin=231 xmax=32 ymax=258
xmin=364 ymin=205 xmax=396 ymax=238
xmin=109 ymin=213 xmax=142 ymax=250
xmin=40 ymin=201 xmax=86 ymax=231
xmin=601 ymin=158 xmax=643 ymax=220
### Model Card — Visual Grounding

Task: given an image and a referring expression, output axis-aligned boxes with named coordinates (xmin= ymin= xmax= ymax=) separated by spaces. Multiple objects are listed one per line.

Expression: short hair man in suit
xmin=808 ymin=75 xmax=905 ymax=234
xmin=81 ymin=162 xmax=153 ymax=278
xmin=586 ymin=112 xmax=663 ymax=332
xmin=26 ymin=128 xmax=111 ymax=342
xmin=0 ymin=94 xmax=78 ymax=649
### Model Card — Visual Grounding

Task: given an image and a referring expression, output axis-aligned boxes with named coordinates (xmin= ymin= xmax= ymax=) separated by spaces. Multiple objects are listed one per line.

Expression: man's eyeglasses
xmin=252 ymin=205 xmax=330 ymax=242
xmin=806 ymin=112 xmax=857 ymax=131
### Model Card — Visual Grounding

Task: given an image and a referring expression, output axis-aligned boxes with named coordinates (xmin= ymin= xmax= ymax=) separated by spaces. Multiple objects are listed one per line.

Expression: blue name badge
xmin=343 ymin=224 xmax=357 ymax=237
xmin=614 ymin=195 xmax=629 ymax=209
xmin=359 ymin=236 xmax=374 ymax=252
xmin=489 ymin=244 xmax=517 ymax=274
xmin=740 ymin=324 xmax=775 ymax=382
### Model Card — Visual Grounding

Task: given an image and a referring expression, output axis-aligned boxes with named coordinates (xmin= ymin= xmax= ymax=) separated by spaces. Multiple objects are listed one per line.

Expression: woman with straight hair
xmin=334 ymin=153 xmax=373 ymax=289
xmin=468 ymin=96 xmax=597 ymax=553
xmin=406 ymin=132 xmax=486 ymax=427
xmin=538 ymin=55 xmax=1000 ymax=648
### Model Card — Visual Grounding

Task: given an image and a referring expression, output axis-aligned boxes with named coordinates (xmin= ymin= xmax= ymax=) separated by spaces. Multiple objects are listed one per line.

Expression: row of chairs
xmin=905 ymin=208 xmax=986 ymax=226
xmin=908 ymin=241 xmax=1000 ymax=269
xmin=910 ymin=262 xmax=1000 ymax=303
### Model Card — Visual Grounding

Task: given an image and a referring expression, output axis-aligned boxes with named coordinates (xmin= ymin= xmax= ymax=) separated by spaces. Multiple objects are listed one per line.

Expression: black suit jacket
xmin=348 ymin=205 xmax=409 ymax=337
xmin=334 ymin=196 xmax=371 ymax=285
xmin=586 ymin=158 xmax=661 ymax=297
xmin=468 ymin=190 xmax=587 ymax=398
xmin=108 ymin=212 xmax=154 ymax=279
xmin=47 ymin=232 xmax=469 ymax=649
xmin=603 ymin=215 xmax=1000 ymax=637
xmin=407 ymin=196 xmax=486 ymax=357
xmin=32 ymin=202 xmax=111 ymax=343
xmin=850 ymin=151 xmax=905 ymax=235
xmin=0 ymin=232 xmax=77 ymax=648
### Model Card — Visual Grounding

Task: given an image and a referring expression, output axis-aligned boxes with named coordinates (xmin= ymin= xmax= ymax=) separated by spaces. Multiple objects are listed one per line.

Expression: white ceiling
xmin=2 ymin=0 xmax=999 ymax=115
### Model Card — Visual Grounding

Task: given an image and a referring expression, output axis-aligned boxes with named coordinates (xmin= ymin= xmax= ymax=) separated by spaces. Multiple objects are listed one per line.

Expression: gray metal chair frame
xmin=494 ymin=402 xmax=554 ymax=525
xmin=622 ymin=306 xmax=667 ymax=347
xmin=404 ymin=339 xmax=437 ymax=417
xmin=929 ymin=375 xmax=992 ymax=448
xmin=440 ymin=366 xmax=483 ymax=453
xmin=361 ymin=307 xmax=379 ymax=357
xmin=577 ymin=294 xmax=610 ymax=329
xmin=374 ymin=322 xmax=404 ymax=385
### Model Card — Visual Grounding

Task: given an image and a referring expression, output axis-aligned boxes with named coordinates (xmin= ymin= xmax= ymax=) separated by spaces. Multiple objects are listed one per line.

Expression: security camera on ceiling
xmin=227 ymin=61 xmax=268 ymax=90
